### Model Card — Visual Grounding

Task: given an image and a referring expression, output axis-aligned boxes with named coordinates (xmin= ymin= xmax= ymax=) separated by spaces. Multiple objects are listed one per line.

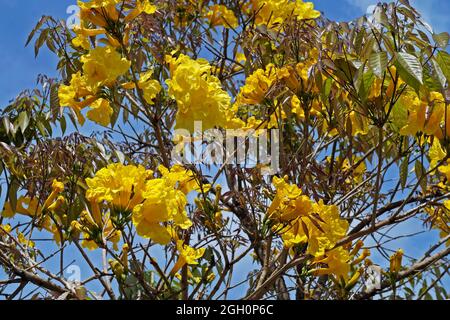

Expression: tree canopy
xmin=0 ymin=0 xmax=449 ymax=300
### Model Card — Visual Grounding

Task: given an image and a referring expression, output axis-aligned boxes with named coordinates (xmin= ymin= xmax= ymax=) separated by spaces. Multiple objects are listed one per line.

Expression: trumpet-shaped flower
xmin=166 ymin=54 xmax=231 ymax=131
xmin=86 ymin=163 xmax=152 ymax=211
xmin=237 ymin=64 xmax=278 ymax=106
xmin=250 ymin=0 xmax=320 ymax=29
xmin=205 ymin=5 xmax=238 ymax=28
xmin=81 ymin=46 xmax=130 ymax=90
xmin=86 ymin=98 xmax=114 ymax=126
xmin=138 ymin=70 xmax=162 ymax=105
xmin=171 ymin=240 xmax=206 ymax=274
xmin=268 ymin=176 xmax=349 ymax=257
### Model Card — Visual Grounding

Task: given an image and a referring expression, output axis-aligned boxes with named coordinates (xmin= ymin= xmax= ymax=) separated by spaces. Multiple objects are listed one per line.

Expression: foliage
xmin=0 ymin=0 xmax=449 ymax=300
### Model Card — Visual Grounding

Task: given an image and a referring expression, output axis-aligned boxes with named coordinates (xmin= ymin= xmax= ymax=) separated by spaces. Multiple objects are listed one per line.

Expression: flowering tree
xmin=0 ymin=0 xmax=449 ymax=300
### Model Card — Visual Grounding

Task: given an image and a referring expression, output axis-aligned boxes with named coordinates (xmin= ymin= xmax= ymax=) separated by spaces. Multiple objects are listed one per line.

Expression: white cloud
xmin=343 ymin=0 xmax=377 ymax=13
xmin=344 ymin=0 xmax=449 ymax=32
xmin=411 ymin=0 xmax=449 ymax=33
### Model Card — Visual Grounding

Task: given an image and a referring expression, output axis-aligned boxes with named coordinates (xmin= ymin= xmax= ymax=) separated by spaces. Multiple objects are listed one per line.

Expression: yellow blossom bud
xmin=389 ymin=249 xmax=404 ymax=274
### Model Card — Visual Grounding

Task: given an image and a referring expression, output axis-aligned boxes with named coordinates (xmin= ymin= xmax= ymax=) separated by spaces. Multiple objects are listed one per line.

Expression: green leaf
xmin=432 ymin=58 xmax=447 ymax=88
xmin=400 ymin=155 xmax=409 ymax=189
xmin=50 ymin=83 xmax=60 ymax=120
xmin=3 ymin=117 xmax=10 ymax=135
xmin=333 ymin=58 xmax=357 ymax=83
xmin=374 ymin=6 xmax=389 ymax=26
xmin=432 ymin=32 xmax=449 ymax=49
xmin=436 ymin=51 xmax=450 ymax=84
xmin=25 ymin=15 xmax=49 ymax=47
xmin=369 ymin=52 xmax=388 ymax=78
xmin=395 ymin=52 xmax=423 ymax=91
xmin=423 ymin=63 xmax=443 ymax=91
xmin=60 ymin=115 xmax=67 ymax=135
xmin=17 ymin=111 xmax=30 ymax=134
xmin=34 ymin=29 xmax=49 ymax=58
xmin=357 ymin=68 xmax=374 ymax=102
xmin=321 ymin=78 xmax=332 ymax=102
xmin=8 ymin=178 xmax=19 ymax=213
xmin=414 ymin=160 xmax=427 ymax=192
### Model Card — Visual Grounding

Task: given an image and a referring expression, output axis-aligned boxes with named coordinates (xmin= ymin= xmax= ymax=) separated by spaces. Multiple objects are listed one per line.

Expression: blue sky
xmin=0 ymin=0 xmax=448 ymax=298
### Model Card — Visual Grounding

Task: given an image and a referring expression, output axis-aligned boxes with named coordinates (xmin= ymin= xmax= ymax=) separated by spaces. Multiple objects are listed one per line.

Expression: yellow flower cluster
xmin=86 ymin=163 xmax=151 ymax=211
xmin=325 ymin=156 xmax=367 ymax=186
xmin=71 ymin=208 xmax=122 ymax=251
xmin=137 ymin=70 xmax=162 ymax=105
xmin=237 ymin=64 xmax=278 ymax=106
xmin=389 ymin=249 xmax=404 ymax=273
xmin=204 ymin=4 xmax=239 ymax=29
xmin=74 ymin=0 xmax=156 ymax=49
xmin=171 ymin=240 xmax=206 ymax=274
xmin=58 ymin=46 xmax=130 ymax=126
xmin=81 ymin=46 xmax=131 ymax=89
xmin=1 ymin=180 xmax=69 ymax=244
xmin=250 ymin=0 xmax=320 ymax=29
xmin=86 ymin=163 xmax=207 ymax=246
xmin=234 ymin=49 xmax=321 ymax=130
xmin=166 ymin=54 xmax=232 ymax=131
xmin=399 ymin=91 xmax=449 ymax=139
xmin=435 ymin=201 xmax=450 ymax=247
xmin=78 ymin=0 xmax=156 ymax=28
xmin=268 ymin=176 xmax=352 ymax=279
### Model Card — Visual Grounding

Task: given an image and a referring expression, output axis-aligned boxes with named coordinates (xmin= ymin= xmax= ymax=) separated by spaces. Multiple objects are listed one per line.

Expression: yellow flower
xmin=42 ymin=180 xmax=65 ymax=211
xmin=0 ymin=224 xmax=12 ymax=239
xmin=131 ymin=164 xmax=206 ymax=243
xmin=171 ymin=240 xmax=206 ymax=274
xmin=78 ymin=0 xmax=121 ymax=27
xmin=132 ymin=178 xmax=192 ymax=244
xmin=429 ymin=138 xmax=448 ymax=173
xmin=132 ymin=179 xmax=177 ymax=244
xmin=205 ymin=5 xmax=238 ymax=28
xmin=81 ymin=46 xmax=130 ymax=89
xmin=351 ymin=248 xmax=371 ymax=265
xmin=124 ymin=0 xmax=157 ymax=22
xmin=400 ymin=91 xmax=446 ymax=139
xmin=389 ymin=249 xmax=404 ymax=273
xmin=166 ymin=54 xmax=231 ymax=131
xmin=431 ymin=201 xmax=450 ymax=247
xmin=311 ymin=247 xmax=351 ymax=281
xmin=86 ymin=163 xmax=152 ymax=211
xmin=18 ymin=232 xmax=35 ymax=248
xmin=1 ymin=196 xmax=41 ymax=218
xmin=268 ymin=176 xmax=349 ymax=257
xmin=72 ymin=34 xmax=91 ymax=50
xmin=86 ymin=98 xmax=113 ymax=126
xmin=250 ymin=0 xmax=320 ymax=29
xmin=237 ymin=64 xmax=278 ymax=106
xmin=291 ymin=95 xmax=305 ymax=120
xmin=59 ymin=71 xmax=93 ymax=98
xmin=138 ymin=70 xmax=162 ymax=105
xmin=58 ymin=72 xmax=97 ymax=125
xmin=47 ymin=196 xmax=66 ymax=213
